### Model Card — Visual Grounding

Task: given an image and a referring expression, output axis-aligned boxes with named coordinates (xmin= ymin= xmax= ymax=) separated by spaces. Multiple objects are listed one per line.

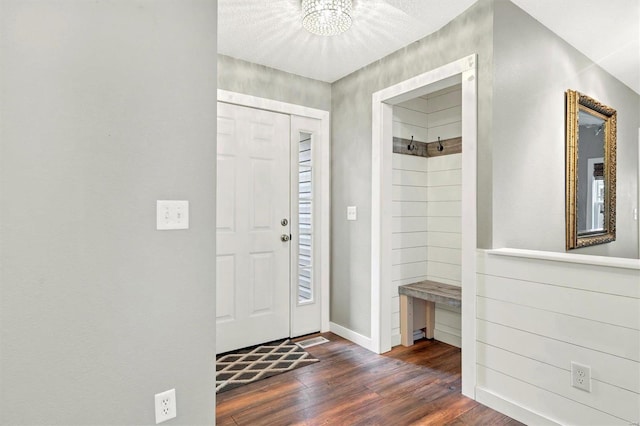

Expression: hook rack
xmin=393 ymin=135 xmax=461 ymax=158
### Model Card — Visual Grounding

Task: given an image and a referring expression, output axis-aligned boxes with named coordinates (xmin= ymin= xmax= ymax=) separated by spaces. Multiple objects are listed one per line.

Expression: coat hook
xmin=437 ymin=136 xmax=444 ymax=152
xmin=408 ymin=136 xmax=416 ymax=151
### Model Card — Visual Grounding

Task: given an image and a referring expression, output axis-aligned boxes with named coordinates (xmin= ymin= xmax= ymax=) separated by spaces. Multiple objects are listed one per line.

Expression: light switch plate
xmin=157 ymin=200 xmax=189 ymax=230
xmin=347 ymin=206 xmax=357 ymax=221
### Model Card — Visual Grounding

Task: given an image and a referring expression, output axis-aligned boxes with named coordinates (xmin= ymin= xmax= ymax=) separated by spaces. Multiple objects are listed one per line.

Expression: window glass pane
xmin=298 ymin=132 xmax=312 ymax=303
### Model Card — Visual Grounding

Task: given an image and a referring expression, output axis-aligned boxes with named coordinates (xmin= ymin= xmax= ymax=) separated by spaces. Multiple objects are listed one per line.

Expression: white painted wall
xmin=476 ymin=249 xmax=640 ymax=426
xmin=391 ymin=87 xmax=463 ymax=347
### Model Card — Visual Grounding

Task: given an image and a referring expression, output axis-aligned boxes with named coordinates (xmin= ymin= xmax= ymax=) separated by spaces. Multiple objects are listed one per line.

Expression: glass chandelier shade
xmin=302 ymin=0 xmax=353 ymax=36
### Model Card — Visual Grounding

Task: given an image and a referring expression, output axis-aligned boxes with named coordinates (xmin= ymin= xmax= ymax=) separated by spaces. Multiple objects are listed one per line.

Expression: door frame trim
xmin=217 ymin=89 xmax=331 ymax=333
xmin=370 ymin=55 xmax=478 ymax=398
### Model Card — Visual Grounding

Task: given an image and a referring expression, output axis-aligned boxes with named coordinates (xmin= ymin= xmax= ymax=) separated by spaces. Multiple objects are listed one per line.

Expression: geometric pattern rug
xmin=216 ymin=339 xmax=319 ymax=393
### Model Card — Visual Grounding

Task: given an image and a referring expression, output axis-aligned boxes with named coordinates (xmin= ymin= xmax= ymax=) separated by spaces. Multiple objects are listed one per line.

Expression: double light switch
xmin=157 ymin=200 xmax=189 ymax=230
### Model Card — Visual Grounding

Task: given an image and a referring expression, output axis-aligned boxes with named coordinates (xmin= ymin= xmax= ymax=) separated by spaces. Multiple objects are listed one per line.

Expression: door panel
xmin=250 ymin=159 xmax=275 ymax=229
xmin=216 ymin=157 xmax=236 ymax=231
xmin=216 ymin=255 xmax=235 ymax=321
xmin=216 ymin=102 xmax=291 ymax=354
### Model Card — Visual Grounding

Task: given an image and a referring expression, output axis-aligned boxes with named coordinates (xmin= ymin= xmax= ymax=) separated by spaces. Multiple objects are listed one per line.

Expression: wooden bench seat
xmin=398 ymin=280 xmax=461 ymax=347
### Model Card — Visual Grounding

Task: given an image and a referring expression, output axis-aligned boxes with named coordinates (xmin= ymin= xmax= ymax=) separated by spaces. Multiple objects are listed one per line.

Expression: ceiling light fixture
xmin=302 ymin=0 xmax=353 ymax=36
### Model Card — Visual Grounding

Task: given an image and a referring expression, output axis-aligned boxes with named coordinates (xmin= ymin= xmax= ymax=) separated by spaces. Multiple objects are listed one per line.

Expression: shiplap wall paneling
xmin=393 ymin=96 xmax=429 ymax=142
xmin=477 ymin=321 xmax=639 ymax=395
xmin=426 ymin=85 xmax=462 ymax=143
xmin=391 ymin=152 xmax=428 ymax=341
xmin=477 ymin=251 xmax=640 ymax=298
xmin=476 ymin=251 xmax=640 ymax=426
xmin=478 ymin=367 xmax=632 ymax=426
xmin=427 ymin=153 xmax=462 ymax=347
xmin=393 ymin=84 xmax=462 ymax=145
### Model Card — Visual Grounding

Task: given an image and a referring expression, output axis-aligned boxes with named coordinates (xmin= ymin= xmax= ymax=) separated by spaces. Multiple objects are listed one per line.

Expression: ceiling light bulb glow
xmin=302 ymin=0 xmax=353 ymax=36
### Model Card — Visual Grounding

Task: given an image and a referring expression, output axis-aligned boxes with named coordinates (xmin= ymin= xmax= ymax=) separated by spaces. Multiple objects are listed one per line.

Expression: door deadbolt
xmin=281 ymin=234 xmax=290 ymax=242
xmin=281 ymin=218 xmax=288 ymax=226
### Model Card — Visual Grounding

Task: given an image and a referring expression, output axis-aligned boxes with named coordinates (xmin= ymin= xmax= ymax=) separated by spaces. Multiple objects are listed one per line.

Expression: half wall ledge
xmin=486 ymin=248 xmax=640 ymax=270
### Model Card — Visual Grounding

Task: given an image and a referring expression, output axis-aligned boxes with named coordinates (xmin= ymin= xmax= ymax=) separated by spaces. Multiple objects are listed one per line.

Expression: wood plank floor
xmin=216 ymin=333 xmax=524 ymax=425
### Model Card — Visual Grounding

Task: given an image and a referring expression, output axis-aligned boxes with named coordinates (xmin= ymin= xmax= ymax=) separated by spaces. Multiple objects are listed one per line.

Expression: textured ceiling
xmin=218 ymin=0 xmax=640 ymax=93
xmin=218 ymin=0 xmax=477 ymax=83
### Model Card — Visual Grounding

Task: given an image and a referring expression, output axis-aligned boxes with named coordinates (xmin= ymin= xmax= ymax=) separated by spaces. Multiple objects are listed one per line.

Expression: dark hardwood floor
xmin=216 ymin=333 xmax=523 ymax=425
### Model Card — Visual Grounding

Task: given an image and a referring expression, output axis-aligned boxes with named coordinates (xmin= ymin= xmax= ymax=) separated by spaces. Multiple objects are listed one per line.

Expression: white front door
xmin=216 ymin=102 xmax=291 ymax=354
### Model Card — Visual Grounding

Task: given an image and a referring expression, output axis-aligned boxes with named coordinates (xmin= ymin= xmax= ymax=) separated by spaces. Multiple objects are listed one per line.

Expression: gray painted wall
xmin=218 ymin=54 xmax=332 ymax=111
xmin=493 ymin=0 xmax=640 ymax=258
xmin=0 ymin=1 xmax=218 ymax=424
xmin=330 ymin=0 xmax=495 ymax=337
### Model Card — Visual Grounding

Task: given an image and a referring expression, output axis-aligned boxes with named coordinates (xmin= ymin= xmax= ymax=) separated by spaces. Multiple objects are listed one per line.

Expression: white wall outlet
xmin=571 ymin=362 xmax=591 ymax=392
xmin=157 ymin=200 xmax=189 ymax=230
xmin=154 ymin=388 xmax=177 ymax=424
xmin=347 ymin=206 xmax=357 ymax=221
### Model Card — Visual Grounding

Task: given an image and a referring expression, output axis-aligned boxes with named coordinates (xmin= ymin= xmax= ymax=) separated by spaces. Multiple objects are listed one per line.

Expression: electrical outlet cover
xmin=347 ymin=206 xmax=357 ymax=221
xmin=155 ymin=388 xmax=177 ymax=424
xmin=571 ymin=362 xmax=592 ymax=392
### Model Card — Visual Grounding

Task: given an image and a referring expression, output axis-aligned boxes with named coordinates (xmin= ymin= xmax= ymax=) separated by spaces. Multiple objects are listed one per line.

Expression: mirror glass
xmin=576 ymin=109 xmax=605 ymax=235
xmin=565 ymin=90 xmax=617 ymax=250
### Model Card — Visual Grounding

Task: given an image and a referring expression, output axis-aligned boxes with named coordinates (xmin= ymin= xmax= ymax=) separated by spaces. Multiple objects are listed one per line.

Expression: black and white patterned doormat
xmin=216 ymin=339 xmax=319 ymax=393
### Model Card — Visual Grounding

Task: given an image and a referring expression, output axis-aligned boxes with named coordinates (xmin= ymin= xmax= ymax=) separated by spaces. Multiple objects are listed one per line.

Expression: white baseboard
xmin=391 ymin=331 xmax=461 ymax=348
xmin=329 ymin=322 xmax=375 ymax=352
xmin=476 ymin=387 xmax=560 ymax=426
xmin=391 ymin=333 xmax=401 ymax=347
xmin=434 ymin=329 xmax=461 ymax=348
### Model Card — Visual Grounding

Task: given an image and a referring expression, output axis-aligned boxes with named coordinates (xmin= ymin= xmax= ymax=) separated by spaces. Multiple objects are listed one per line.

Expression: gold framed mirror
xmin=565 ymin=90 xmax=617 ymax=250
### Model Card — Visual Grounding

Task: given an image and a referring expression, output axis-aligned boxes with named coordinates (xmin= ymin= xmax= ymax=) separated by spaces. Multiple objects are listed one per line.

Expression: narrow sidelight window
xmin=298 ymin=132 xmax=313 ymax=303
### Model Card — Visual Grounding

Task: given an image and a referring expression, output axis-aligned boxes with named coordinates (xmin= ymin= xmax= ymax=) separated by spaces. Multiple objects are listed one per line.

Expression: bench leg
xmin=425 ymin=300 xmax=436 ymax=339
xmin=400 ymin=294 xmax=414 ymax=347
